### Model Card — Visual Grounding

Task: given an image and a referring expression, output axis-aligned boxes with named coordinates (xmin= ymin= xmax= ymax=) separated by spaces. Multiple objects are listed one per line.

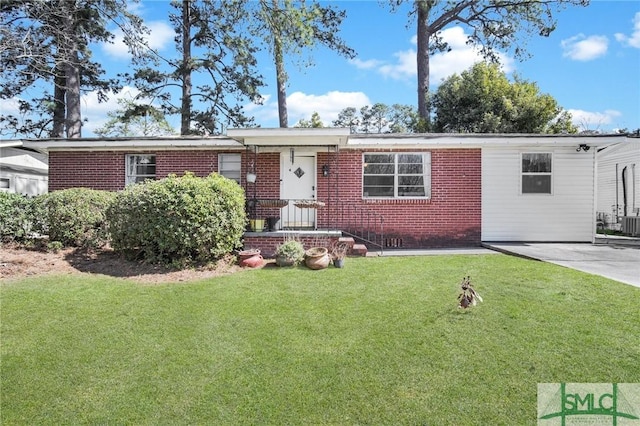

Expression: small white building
xmin=0 ymin=141 xmax=49 ymax=196
xmin=596 ymin=137 xmax=640 ymax=233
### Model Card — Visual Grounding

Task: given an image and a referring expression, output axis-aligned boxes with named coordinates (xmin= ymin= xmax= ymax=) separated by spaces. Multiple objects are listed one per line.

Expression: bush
xmin=107 ymin=172 xmax=246 ymax=265
xmin=38 ymin=188 xmax=116 ymax=247
xmin=0 ymin=192 xmax=36 ymax=242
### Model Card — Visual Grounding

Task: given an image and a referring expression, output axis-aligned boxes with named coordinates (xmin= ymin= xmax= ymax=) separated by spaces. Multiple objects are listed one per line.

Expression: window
xmin=126 ymin=154 xmax=156 ymax=185
xmin=522 ymin=153 xmax=552 ymax=194
xmin=218 ymin=153 xmax=242 ymax=183
xmin=363 ymin=153 xmax=431 ymax=198
xmin=0 ymin=177 xmax=10 ymax=190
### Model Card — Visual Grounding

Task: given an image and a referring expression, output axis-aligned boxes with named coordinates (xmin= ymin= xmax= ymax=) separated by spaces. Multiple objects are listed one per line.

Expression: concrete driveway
xmin=484 ymin=242 xmax=640 ymax=288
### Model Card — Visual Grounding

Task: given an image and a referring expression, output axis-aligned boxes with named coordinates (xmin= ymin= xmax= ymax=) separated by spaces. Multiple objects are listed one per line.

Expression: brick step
xmin=338 ymin=236 xmax=355 ymax=249
xmin=350 ymin=243 xmax=368 ymax=257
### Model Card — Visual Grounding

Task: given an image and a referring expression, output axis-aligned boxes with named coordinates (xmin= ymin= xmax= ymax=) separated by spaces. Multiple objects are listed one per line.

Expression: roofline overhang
xmin=227 ymin=127 xmax=351 ymax=146
xmin=344 ymin=133 xmax=628 ymax=149
xmin=21 ymin=136 xmax=242 ymax=153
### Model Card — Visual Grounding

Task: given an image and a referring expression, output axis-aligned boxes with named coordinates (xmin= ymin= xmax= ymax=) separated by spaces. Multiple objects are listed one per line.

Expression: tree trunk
xmin=51 ymin=65 xmax=66 ymax=138
xmin=180 ymin=0 xmax=192 ymax=135
xmin=272 ymin=0 xmax=288 ymax=128
xmin=62 ymin=6 xmax=81 ymax=139
xmin=416 ymin=1 xmax=431 ymax=123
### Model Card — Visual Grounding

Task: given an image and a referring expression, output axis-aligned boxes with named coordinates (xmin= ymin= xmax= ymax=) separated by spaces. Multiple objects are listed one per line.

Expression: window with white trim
xmin=126 ymin=154 xmax=156 ymax=185
xmin=521 ymin=153 xmax=552 ymax=194
xmin=363 ymin=153 xmax=431 ymax=198
xmin=218 ymin=153 xmax=242 ymax=183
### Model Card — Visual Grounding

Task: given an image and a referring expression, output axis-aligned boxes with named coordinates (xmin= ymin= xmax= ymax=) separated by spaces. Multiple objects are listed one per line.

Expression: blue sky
xmin=4 ymin=0 xmax=639 ymax=136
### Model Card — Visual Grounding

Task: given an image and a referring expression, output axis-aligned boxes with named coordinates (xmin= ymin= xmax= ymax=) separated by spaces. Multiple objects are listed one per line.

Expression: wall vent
xmin=385 ymin=238 xmax=403 ymax=248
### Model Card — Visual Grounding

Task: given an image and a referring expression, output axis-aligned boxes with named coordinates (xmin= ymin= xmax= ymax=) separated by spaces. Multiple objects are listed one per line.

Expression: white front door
xmin=281 ymin=152 xmax=316 ymax=228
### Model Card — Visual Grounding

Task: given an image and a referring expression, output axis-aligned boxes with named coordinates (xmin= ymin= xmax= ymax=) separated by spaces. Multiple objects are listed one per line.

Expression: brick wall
xmin=50 ymin=147 xmax=481 ymax=249
xmin=318 ymin=148 xmax=482 ymax=248
xmin=49 ymin=151 xmax=125 ymax=191
xmin=49 ymin=150 xmax=244 ymax=191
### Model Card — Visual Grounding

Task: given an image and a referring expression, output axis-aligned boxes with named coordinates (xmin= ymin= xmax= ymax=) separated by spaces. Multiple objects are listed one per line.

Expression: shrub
xmin=38 ymin=188 xmax=116 ymax=247
xmin=0 ymin=192 xmax=35 ymax=242
xmin=275 ymin=238 xmax=305 ymax=266
xmin=107 ymin=172 xmax=246 ymax=265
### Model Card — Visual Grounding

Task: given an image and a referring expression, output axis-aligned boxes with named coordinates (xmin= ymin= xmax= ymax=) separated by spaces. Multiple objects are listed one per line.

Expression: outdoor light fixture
xmin=322 ymin=164 xmax=329 ymax=177
xmin=576 ymin=144 xmax=590 ymax=152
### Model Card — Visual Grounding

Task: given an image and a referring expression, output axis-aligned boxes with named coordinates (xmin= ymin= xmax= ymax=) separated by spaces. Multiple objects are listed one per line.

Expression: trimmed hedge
xmin=107 ymin=172 xmax=246 ymax=265
xmin=37 ymin=188 xmax=116 ymax=247
xmin=0 ymin=192 xmax=36 ymax=242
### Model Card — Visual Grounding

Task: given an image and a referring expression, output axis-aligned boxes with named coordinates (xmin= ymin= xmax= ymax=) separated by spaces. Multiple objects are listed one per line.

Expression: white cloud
xmin=615 ymin=11 xmax=640 ymax=48
xmin=568 ymin=109 xmax=622 ymax=130
xmin=356 ymin=26 xmax=515 ymax=86
xmin=81 ymin=86 xmax=150 ymax=135
xmin=101 ymin=20 xmax=174 ymax=60
xmin=247 ymin=91 xmax=371 ymax=127
xmin=561 ymin=34 xmax=609 ymax=61
xmin=349 ymin=58 xmax=384 ymax=70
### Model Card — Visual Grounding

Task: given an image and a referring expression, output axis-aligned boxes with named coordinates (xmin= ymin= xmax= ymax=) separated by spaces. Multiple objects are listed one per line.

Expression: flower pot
xmin=304 ymin=247 xmax=330 ymax=270
xmin=276 ymin=255 xmax=296 ymax=267
xmin=333 ymin=258 xmax=345 ymax=268
xmin=238 ymin=249 xmax=263 ymax=268
xmin=250 ymin=219 xmax=265 ymax=232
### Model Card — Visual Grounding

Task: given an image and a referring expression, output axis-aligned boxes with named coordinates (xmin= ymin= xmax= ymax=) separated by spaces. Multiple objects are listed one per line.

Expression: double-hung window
xmin=521 ymin=153 xmax=552 ymax=194
xmin=126 ymin=154 xmax=156 ymax=185
xmin=363 ymin=153 xmax=431 ymax=198
xmin=218 ymin=153 xmax=242 ymax=183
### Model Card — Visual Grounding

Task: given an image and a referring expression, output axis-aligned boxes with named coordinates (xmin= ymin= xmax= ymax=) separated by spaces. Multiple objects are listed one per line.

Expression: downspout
xmin=615 ymin=163 xmax=619 ymax=223
xmin=622 ymin=166 xmax=628 ymax=217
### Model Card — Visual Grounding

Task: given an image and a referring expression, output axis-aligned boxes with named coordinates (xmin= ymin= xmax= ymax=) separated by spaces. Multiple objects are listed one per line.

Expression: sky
xmin=2 ymin=0 xmax=639 ymax=137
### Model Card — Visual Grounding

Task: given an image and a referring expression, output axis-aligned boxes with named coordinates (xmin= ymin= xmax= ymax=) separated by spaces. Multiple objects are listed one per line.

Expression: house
xmin=23 ymin=130 xmax=627 ymax=254
xmin=0 ymin=141 xmax=49 ymax=196
xmin=596 ymin=137 xmax=640 ymax=235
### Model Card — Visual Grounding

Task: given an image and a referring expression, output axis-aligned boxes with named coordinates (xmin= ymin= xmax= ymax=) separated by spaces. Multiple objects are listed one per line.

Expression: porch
xmin=242 ymin=198 xmax=384 ymax=257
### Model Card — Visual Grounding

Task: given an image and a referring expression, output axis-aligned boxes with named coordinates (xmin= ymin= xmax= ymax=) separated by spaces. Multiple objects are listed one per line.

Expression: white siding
xmin=482 ymin=146 xmax=595 ymax=242
xmin=596 ymin=141 xmax=640 ymax=225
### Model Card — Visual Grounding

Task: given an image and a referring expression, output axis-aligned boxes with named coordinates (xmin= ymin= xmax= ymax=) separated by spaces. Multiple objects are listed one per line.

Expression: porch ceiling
xmin=227 ymin=128 xmax=350 ymax=146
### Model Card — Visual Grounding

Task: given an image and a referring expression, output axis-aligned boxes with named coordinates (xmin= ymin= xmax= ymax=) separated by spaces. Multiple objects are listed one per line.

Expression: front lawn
xmin=2 ymin=254 xmax=639 ymax=425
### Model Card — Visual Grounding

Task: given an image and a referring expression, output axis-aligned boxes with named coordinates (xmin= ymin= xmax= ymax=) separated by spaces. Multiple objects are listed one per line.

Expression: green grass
xmin=2 ymin=254 xmax=639 ymax=425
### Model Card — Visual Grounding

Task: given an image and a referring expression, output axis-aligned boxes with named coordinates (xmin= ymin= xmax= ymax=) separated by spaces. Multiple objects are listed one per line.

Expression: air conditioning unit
xmin=621 ymin=216 xmax=640 ymax=236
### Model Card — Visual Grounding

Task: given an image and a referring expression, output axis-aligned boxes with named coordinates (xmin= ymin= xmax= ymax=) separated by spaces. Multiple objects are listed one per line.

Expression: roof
xmin=21 ymin=136 xmax=242 ymax=153
xmin=227 ymin=127 xmax=351 ymax=146
xmin=345 ymin=133 xmax=628 ymax=149
xmin=10 ymin=131 xmax=630 ymax=153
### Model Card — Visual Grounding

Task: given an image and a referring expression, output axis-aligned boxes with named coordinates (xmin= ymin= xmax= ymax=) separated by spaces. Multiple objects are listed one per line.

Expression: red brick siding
xmin=49 ymin=151 xmax=126 ymax=191
xmin=48 ymin=150 xmax=245 ymax=191
xmin=242 ymin=235 xmax=339 ymax=258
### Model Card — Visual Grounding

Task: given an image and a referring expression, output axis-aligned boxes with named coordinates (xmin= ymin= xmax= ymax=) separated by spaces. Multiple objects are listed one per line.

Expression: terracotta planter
xmin=304 ymin=247 xmax=330 ymax=270
xmin=238 ymin=249 xmax=263 ymax=268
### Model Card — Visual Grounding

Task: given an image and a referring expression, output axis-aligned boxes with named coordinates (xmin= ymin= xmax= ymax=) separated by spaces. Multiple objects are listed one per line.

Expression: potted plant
xmin=275 ymin=238 xmax=305 ymax=267
xmin=330 ymin=241 xmax=349 ymax=268
xmin=304 ymin=246 xmax=330 ymax=270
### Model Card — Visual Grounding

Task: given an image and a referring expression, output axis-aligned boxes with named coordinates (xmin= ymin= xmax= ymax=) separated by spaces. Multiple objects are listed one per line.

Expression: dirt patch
xmin=0 ymin=243 xmax=247 ymax=284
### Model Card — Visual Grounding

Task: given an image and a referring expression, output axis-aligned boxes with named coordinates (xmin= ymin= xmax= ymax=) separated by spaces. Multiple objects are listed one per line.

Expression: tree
xmin=432 ymin=62 xmax=577 ymax=133
xmin=0 ymin=0 xmax=146 ymax=138
xmin=390 ymin=0 xmax=589 ymax=124
xmin=129 ymin=0 xmax=263 ymax=135
xmin=94 ymin=98 xmax=176 ymax=137
xmin=294 ymin=111 xmax=324 ymax=128
xmin=251 ymin=0 xmax=355 ymax=127
xmin=333 ymin=103 xmax=420 ymax=134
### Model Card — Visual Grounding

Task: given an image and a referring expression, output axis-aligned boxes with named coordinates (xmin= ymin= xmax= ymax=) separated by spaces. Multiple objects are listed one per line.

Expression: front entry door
xmin=281 ymin=152 xmax=316 ymax=228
